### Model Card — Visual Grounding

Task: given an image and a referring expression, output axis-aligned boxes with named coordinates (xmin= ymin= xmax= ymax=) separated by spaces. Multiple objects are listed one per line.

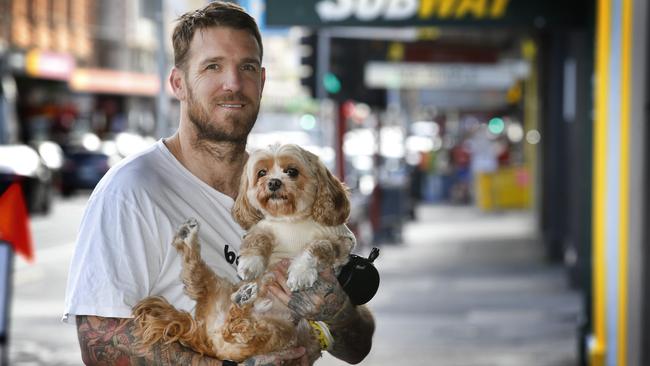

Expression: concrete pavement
xmin=320 ymin=203 xmax=582 ymax=366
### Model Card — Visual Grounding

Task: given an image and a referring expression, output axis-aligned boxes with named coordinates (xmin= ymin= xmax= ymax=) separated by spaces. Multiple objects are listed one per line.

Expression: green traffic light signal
xmin=323 ymin=72 xmax=341 ymax=94
xmin=488 ymin=117 xmax=505 ymax=134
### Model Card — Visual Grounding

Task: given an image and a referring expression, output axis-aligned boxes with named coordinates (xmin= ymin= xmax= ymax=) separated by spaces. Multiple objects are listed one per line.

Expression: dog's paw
xmin=287 ymin=253 xmax=318 ymax=291
xmin=173 ymin=218 xmax=199 ymax=252
xmin=237 ymin=256 xmax=266 ymax=281
xmin=231 ymin=282 xmax=258 ymax=307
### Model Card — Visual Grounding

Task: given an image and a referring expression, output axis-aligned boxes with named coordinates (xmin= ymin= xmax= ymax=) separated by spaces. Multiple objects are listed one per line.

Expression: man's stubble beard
xmin=186 ymin=85 xmax=259 ymax=145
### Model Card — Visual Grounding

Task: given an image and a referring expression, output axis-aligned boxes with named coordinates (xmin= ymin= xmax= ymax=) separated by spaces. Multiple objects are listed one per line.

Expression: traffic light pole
xmin=315 ymin=29 xmax=331 ymax=101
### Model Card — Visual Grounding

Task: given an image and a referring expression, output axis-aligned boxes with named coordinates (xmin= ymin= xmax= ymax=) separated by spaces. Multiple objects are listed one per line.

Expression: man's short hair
xmin=172 ymin=1 xmax=263 ymax=70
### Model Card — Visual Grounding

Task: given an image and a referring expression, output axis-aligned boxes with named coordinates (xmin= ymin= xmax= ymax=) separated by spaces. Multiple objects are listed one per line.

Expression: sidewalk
xmin=320 ymin=203 xmax=582 ymax=366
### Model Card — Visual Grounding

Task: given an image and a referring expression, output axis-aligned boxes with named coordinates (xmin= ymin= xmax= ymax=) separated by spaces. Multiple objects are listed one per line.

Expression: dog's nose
xmin=268 ymin=178 xmax=282 ymax=191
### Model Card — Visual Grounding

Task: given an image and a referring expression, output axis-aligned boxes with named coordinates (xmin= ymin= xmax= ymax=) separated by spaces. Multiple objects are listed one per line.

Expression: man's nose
xmin=222 ymin=68 xmax=242 ymax=92
xmin=268 ymin=178 xmax=282 ymax=191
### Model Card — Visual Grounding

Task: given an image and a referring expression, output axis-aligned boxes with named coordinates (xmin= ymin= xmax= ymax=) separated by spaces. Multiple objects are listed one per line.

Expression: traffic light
xmin=329 ymin=37 xmax=386 ymax=107
xmin=299 ymin=30 xmax=318 ymax=98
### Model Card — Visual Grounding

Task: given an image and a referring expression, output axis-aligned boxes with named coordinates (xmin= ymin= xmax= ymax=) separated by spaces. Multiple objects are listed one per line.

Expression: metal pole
xmin=155 ymin=0 xmax=169 ymax=139
xmin=0 ymin=242 xmax=14 ymax=366
xmin=315 ymin=29 xmax=331 ymax=101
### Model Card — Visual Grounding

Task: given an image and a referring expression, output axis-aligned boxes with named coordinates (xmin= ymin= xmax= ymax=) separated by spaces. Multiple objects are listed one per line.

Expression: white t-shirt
xmin=63 ymin=139 xmax=244 ymax=323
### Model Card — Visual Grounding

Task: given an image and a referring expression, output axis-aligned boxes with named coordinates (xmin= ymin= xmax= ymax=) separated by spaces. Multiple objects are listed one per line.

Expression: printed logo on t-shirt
xmin=224 ymin=244 xmax=239 ymax=266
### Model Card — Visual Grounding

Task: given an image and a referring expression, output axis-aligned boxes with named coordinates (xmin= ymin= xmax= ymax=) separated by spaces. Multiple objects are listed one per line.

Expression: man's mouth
xmin=218 ymin=103 xmax=244 ymax=109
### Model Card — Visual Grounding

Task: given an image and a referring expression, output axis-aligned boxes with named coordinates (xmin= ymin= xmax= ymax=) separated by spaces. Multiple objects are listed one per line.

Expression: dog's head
xmin=232 ymin=144 xmax=350 ymax=230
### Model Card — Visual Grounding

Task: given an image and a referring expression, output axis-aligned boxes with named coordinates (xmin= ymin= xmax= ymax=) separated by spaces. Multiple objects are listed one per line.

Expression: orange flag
xmin=0 ymin=182 xmax=34 ymax=262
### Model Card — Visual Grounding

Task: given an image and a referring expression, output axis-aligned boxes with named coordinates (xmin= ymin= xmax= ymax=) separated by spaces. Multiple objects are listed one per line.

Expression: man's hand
xmin=241 ymin=347 xmax=308 ymax=366
xmin=268 ymin=259 xmax=352 ymax=323
xmin=268 ymin=260 xmax=375 ymax=364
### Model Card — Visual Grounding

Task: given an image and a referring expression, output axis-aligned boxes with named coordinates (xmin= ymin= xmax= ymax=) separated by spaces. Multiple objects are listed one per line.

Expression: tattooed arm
xmin=76 ymin=315 xmax=307 ymax=366
xmin=269 ymin=262 xmax=375 ymax=364
xmin=76 ymin=315 xmax=222 ymax=365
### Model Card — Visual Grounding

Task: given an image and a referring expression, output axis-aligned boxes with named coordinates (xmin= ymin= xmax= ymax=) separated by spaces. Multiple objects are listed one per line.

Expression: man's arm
xmin=269 ymin=262 xmax=375 ymax=364
xmin=321 ymin=301 xmax=374 ymax=364
xmin=76 ymin=315 xmax=221 ymax=366
xmin=76 ymin=315 xmax=307 ymax=366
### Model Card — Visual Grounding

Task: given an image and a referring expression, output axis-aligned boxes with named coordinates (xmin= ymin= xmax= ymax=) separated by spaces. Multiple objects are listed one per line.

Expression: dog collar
xmin=308 ymin=320 xmax=334 ymax=351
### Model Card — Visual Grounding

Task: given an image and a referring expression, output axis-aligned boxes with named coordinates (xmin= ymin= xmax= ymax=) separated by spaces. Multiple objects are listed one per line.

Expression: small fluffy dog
xmin=133 ymin=144 xmax=355 ymax=364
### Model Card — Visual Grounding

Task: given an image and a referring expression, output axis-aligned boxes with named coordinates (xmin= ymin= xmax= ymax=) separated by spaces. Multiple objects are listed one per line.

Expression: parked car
xmin=60 ymin=149 xmax=111 ymax=197
xmin=0 ymin=144 xmax=54 ymax=214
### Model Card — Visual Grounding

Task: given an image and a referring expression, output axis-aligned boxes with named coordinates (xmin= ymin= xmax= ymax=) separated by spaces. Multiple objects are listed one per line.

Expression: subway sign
xmin=265 ymin=0 xmax=590 ymax=27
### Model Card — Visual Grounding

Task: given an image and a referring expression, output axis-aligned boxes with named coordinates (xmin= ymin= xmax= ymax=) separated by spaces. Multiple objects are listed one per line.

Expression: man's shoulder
xmin=94 ymin=142 xmax=166 ymax=196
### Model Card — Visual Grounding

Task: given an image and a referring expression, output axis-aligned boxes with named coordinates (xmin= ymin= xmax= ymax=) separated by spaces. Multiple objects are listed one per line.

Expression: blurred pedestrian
xmin=62 ymin=2 xmax=374 ymax=365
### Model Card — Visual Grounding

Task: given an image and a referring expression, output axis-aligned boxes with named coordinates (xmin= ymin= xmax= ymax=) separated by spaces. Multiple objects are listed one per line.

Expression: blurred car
xmin=60 ymin=149 xmax=111 ymax=197
xmin=0 ymin=144 xmax=54 ymax=214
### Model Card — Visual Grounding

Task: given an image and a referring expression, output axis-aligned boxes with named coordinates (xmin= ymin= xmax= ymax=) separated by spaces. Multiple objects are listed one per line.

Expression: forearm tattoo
xmin=286 ymin=273 xmax=375 ymax=364
xmin=75 ymin=315 xmax=219 ymax=366
xmin=327 ymin=305 xmax=374 ymax=363
xmin=287 ymin=276 xmax=346 ymax=321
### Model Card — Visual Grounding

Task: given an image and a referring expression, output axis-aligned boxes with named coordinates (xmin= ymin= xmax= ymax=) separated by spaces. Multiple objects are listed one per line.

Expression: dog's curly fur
xmin=133 ymin=144 xmax=355 ymax=364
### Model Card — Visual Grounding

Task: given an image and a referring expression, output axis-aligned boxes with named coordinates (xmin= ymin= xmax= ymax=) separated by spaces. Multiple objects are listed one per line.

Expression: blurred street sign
xmin=25 ymin=50 xmax=75 ymax=81
xmin=266 ymin=0 xmax=591 ymax=27
xmin=419 ymin=89 xmax=509 ymax=110
xmin=364 ymin=60 xmax=529 ymax=90
xmin=69 ymin=68 xmax=160 ymax=96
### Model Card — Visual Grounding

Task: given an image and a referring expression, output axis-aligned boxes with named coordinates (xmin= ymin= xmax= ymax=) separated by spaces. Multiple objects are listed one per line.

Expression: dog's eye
xmin=285 ymin=168 xmax=299 ymax=178
xmin=257 ymin=169 xmax=267 ymax=178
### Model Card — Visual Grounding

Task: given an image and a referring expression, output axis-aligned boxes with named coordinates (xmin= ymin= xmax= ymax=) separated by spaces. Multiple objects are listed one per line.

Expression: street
xmin=9 ymin=195 xmax=582 ymax=366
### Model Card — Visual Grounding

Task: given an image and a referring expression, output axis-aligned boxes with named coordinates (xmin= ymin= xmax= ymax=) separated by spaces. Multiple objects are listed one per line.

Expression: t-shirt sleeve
xmin=63 ymin=190 xmax=162 ymax=323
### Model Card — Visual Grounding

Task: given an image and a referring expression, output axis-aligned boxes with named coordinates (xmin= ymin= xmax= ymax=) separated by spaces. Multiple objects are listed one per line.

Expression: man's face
xmin=181 ymin=27 xmax=265 ymax=144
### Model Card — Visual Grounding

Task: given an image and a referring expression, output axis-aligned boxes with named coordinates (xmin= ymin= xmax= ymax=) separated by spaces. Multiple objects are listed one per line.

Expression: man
xmin=63 ymin=2 xmax=374 ymax=365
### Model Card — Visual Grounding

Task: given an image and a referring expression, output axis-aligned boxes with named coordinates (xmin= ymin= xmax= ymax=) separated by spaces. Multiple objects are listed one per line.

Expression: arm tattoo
xmin=327 ymin=304 xmax=375 ymax=363
xmin=286 ymin=277 xmax=342 ymax=320
xmin=286 ymin=274 xmax=375 ymax=364
xmin=75 ymin=315 xmax=219 ymax=366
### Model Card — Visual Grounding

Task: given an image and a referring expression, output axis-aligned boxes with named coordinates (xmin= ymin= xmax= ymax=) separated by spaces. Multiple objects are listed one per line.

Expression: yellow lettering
xmin=490 ymin=0 xmax=510 ymax=18
xmin=418 ymin=0 xmax=509 ymax=20
xmin=419 ymin=0 xmax=435 ymax=17
xmin=419 ymin=0 xmax=457 ymax=19
xmin=456 ymin=0 xmax=487 ymax=18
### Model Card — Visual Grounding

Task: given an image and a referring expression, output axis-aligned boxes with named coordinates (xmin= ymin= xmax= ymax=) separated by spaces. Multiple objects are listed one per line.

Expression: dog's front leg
xmin=287 ymin=234 xmax=354 ymax=291
xmin=173 ymin=219 xmax=229 ymax=316
xmin=237 ymin=227 xmax=276 ymax=281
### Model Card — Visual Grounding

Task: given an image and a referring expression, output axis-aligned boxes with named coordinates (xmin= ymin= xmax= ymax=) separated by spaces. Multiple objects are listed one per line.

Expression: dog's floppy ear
xmin=309 ymin=152 xmax=350 ymax=226
xmin=232 ymin=167 xmax=264 ymax=230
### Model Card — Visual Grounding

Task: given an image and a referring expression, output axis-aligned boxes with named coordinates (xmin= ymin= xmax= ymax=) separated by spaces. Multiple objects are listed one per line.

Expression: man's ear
xmin=260 ymin=67 xmax=266 ymax=94
xmin=169 ymin=67 xmax=186 ymax=101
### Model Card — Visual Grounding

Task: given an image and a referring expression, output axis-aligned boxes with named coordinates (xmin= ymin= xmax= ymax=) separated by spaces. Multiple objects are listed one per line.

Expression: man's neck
xmin=163 ymin=133 xmax=247 ymax=199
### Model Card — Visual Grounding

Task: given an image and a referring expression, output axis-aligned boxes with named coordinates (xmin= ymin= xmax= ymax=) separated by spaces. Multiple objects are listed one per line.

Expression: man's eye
xmin=206 ymin=64 xmax=220 ymax=71
xmin=242 ymin=64 xmax=258 ymax=72
xmin=285 ymin=168 xmax=298 ymax=178
xmin=257 ymin=169 xmax=267 ymax=178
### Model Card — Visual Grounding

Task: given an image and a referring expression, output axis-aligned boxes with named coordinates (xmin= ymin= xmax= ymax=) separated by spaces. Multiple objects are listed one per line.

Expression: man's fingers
xmin=318 ymin=267 xmax=337 ymax=282
xmin=268 ymin=282 xmax=291 ymax=305
xmin=270 ymin=267 xmax=295 ymax=296
xmin=274 ymin=346 xmax=306 ymax=360
xmin=272 ymin=258 xmax=290 ymax=273
xmin=300 ymin=352 xmax=310 ymax=366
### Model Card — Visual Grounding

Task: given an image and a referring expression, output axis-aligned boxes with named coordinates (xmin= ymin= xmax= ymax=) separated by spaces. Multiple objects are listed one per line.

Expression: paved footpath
xmin=320 ymin=204 xmax=582 ymax=366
